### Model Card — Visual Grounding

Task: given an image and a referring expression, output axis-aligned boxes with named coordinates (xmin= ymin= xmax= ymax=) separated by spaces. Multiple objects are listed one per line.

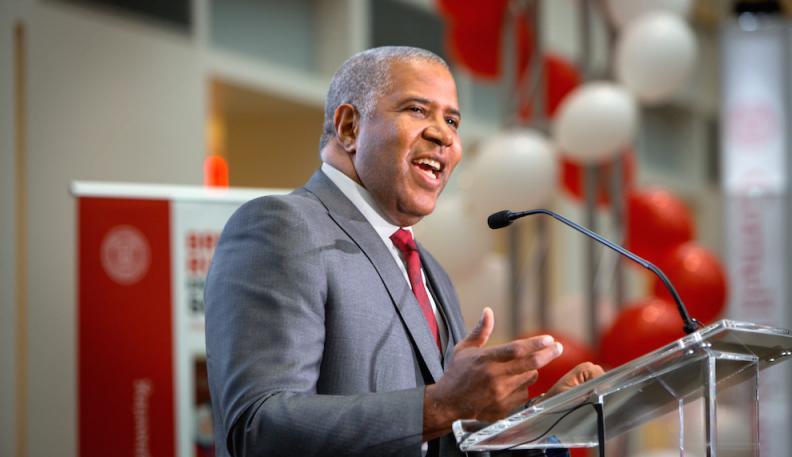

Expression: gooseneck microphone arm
xmin=488 ymin=209 xmax=701 ymax=334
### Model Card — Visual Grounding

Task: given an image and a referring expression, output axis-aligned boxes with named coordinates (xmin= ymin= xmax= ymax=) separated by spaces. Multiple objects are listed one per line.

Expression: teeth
xmin=414 ymin=158 xmax=442 ymax=171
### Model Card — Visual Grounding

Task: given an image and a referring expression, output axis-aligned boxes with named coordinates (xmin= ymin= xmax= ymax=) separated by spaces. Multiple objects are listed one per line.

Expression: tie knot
xmin=390 ymin=228 xmax=417 ymax=254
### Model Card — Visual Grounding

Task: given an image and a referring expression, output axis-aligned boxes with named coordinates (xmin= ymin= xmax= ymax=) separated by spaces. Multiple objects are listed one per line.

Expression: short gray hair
xmin=319 ymin=46 xmax=449 ymax=151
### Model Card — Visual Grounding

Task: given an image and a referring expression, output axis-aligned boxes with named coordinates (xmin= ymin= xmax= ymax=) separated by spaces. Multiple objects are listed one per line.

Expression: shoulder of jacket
xmin=233 ymin=189 xmax=324 ymax=218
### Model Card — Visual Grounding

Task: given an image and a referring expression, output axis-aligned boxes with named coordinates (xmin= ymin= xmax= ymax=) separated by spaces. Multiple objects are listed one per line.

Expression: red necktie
xmin=390 ymin=228 xmax=442 ymax=351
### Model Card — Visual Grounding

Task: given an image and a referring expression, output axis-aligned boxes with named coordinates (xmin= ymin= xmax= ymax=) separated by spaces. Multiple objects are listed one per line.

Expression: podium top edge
xmin=714 ymin=319 xmax=792 ymax=336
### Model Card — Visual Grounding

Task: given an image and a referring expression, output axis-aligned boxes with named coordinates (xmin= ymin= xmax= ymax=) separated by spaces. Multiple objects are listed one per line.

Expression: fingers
xmin=497 ymin=369 xmax=539 ymax=395
xmin=564 ymin=361 xmax=604 ymax=384
xmin=443 ymin=322 xmax=598 ymax=426
xmin=482 ymin=335 xmax=561 ymax=364
xmin=575 ymin=362 xmax=605 ymax=382
xmin=545 ymin=362 xmax=606 ymax=397
xmin=476 ymin=371 xmax=539 ymax=422
xmin=457 ymin=307 xmax=494 ymax=350
xmin=498 ymin=342 xmax=563 ymax=376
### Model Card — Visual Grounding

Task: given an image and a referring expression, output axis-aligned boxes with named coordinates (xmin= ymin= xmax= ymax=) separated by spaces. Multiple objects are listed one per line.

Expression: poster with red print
xmin=75 ymin=182 xmax=285 ymax=457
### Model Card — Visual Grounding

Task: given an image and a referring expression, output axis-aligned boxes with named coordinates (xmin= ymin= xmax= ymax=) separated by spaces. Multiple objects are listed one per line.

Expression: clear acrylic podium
xmin=453 ymin=320 xmax=792 ymax=456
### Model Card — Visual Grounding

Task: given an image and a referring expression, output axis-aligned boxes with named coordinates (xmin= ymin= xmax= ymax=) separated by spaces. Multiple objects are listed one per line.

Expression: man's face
xmin=352 ymin=59 xmax=462 ymax=227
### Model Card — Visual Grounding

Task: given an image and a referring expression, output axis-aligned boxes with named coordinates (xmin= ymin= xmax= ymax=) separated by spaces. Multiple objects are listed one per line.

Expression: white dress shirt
xmin=321 ymin=162 xmax=449 ymax=352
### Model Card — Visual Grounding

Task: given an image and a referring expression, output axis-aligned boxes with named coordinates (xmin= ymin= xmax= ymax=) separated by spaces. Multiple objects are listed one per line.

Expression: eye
xmin=446 ymin=117 xmax=460 ymax=129
xmin=408 ymin=105 xmax=427 ymax=115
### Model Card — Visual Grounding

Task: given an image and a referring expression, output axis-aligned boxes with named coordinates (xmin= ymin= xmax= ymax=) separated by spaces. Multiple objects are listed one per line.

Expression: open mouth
xmin=412 ymin=157 xmax=443 ymax=181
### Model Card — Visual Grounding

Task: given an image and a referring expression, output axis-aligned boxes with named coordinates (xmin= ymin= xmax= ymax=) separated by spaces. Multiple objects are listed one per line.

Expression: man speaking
xmin=205 ymin=46 xmax=603 ymax=457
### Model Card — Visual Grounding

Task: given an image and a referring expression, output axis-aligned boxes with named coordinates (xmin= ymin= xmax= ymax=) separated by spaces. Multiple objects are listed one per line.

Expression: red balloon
xmin=519 ymin=53 xmax=581 ymax=120
xmin=444 ymin=14 xmax=533 ymax=80
xmin=625 ymin=188 xmax=695 ymax=265
xmin=437 ymin=0 xmax=508 ymax=26
xmin=519 ymin=332 xmax=597 ymax=396
xmin=652 ymin=243 xmax=728 ymax=325
xmin=599 ymin=298 xmax=686 ymax=369
xmin=203 ymin=154 xmax=229 ymax=188
xmin=561 ymin=149 xmax=636 ymax=206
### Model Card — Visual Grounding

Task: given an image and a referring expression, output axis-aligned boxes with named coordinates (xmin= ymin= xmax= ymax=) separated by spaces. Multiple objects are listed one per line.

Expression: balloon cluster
xmin=424 ymin=0 xmax=718 ymax=387
xmin=600 ymin=188 xmax=728 ymax=369
xmin=553 ymin=0 xmax=698 ymax=165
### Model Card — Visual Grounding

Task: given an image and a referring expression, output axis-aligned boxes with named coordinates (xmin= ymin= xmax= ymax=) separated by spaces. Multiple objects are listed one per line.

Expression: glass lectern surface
xmin=453 ymin=320 xmax=792 ymax=452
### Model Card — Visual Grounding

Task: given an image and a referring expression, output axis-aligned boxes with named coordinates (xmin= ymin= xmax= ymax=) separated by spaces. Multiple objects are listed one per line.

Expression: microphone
xmin=488 ymin=209 xmax=701 ymax=335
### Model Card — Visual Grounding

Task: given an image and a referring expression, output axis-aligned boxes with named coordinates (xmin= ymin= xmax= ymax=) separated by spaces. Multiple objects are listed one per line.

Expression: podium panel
xmin=454 ymin=320 xmax=792 ymax=455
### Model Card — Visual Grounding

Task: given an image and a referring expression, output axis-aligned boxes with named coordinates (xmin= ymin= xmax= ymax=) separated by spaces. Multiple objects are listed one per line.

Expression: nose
xmin=423 ymin=122 xmax=454 ymax=148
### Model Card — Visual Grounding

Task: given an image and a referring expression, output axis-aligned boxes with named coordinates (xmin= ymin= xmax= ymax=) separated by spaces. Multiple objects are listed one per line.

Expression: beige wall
xmin=214 ymin=80 xmax=324 ymax=189
xmin=226 ymin=111 xmax=323 ymax=188
xmin=2 ymin=3 xmax=204 ymax=456
xmin=225 ymin=109 xmax=323 ymax=188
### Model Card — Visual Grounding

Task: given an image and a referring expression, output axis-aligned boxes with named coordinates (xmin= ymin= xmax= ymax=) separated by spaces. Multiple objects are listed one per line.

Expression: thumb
xmin=459 ymin=307 xmax=494 ymax=349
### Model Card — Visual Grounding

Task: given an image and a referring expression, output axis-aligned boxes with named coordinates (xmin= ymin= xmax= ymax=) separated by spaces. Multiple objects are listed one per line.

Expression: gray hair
xmin=319 ymin=46 xmax=449 ymax=151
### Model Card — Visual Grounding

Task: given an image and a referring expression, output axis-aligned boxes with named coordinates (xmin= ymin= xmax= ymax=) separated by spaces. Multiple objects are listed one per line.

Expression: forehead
xmin=380 ymin=59 xmax=459 ymax=108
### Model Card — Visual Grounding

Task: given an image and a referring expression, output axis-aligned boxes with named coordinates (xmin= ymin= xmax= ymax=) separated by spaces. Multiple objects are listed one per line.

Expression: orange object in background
xmin=204 ymin=154 xmax=229 ymax=188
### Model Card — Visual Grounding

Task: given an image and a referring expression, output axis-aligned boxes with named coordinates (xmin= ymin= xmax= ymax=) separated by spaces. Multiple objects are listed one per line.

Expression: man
xmin=205 ymin=46 xmax=602 ymax=457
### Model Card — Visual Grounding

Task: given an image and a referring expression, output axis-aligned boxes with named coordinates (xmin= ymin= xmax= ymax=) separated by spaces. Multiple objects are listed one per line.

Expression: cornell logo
xmin=100 ymin=225 xmax=151 ymax=285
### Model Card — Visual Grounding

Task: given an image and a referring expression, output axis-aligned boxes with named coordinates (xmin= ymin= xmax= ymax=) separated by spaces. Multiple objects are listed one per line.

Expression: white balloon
xmin=465 ymin=129 xmax=558 ymax=221
xmin=615 ymin=12 xmax=697 ymax=103
xmin=553 ymin=82 xmax=638 ymax=164
xmin=454 ymin=254 xmax=510 ymax=343
xmin=414 ymin=195 xmax=493 ymax=278
xmin=606 ymin=0 xmax=692 ymax=28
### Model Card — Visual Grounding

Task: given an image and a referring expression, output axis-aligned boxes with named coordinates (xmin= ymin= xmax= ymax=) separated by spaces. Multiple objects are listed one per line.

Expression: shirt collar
xmin=321 ymin=162 xmax=411 ymax=241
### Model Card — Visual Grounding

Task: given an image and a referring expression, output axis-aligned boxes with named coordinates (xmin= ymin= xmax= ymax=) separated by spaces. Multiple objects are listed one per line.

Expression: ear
xmin=333 ymin=103 xmax=359 ymax=153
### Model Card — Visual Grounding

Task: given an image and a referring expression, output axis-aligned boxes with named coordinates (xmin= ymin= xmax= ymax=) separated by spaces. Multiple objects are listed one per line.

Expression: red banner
xmin=78 ymin=197 xmax=174 ymax=457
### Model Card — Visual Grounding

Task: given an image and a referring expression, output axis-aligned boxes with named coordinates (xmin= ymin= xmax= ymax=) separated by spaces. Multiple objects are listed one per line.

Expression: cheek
xmin=377 ymin=135 xmax=413 ymax=179
xmin=447 ymin=149 xmax=463 ymax=174
xmin=357 ymin=152 xmax=400 ymax=191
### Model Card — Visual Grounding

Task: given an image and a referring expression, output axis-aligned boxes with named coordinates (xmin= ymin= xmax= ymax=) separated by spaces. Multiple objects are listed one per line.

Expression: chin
xmin=394 ymin=194 xmax=440 ymax=225
xmin=404 ymin=207 xmax=437 ymax=226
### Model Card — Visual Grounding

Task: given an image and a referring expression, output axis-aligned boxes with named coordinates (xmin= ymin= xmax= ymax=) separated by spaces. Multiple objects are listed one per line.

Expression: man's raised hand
xmin=422 ymin=308 xmax=563 ymax=440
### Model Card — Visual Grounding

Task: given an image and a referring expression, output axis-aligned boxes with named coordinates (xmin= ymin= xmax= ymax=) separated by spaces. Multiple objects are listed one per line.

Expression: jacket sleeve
xmin=204 ymin=196 xmax=426 ymax=457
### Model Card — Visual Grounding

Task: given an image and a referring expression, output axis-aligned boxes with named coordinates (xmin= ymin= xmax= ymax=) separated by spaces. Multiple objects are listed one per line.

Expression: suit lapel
xmin=419 ymin=244 xmax=467 ymax=364
xmin=303 ymin=171 xmax=445 ymax=382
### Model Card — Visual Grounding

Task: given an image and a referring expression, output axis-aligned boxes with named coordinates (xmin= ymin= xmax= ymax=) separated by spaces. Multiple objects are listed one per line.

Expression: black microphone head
xmin=487 ymin=210 xmax=513 ymax=229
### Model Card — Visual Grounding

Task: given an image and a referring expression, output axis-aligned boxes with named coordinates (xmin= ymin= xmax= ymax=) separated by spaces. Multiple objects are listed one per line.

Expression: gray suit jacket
xmin=205 ymin=170 xmax=467 ymax=457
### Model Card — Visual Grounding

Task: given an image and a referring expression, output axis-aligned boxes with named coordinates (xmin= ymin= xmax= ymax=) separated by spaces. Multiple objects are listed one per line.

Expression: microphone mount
xmin=488 ymin=209 xmax=701 ymax=335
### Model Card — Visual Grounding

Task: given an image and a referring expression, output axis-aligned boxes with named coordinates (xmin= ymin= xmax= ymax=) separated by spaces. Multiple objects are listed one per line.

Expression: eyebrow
xmin=403 ymin=96 xmax=461 ymax=120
